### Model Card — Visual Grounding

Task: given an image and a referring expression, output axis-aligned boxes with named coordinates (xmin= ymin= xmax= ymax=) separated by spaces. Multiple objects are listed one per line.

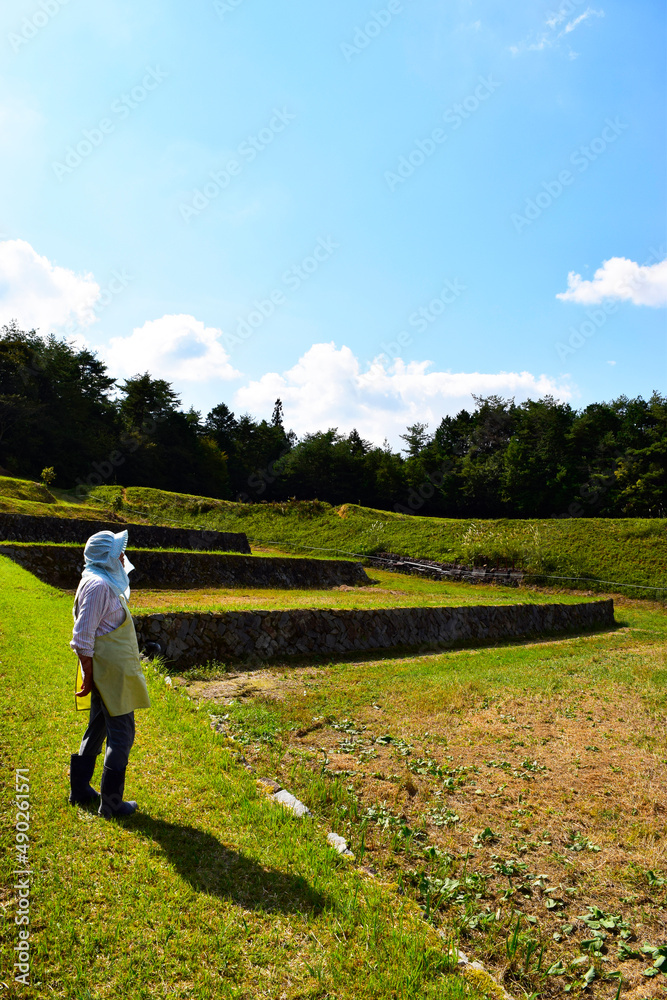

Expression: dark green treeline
xmin=1 ymin=325 xmax=665 ymax=518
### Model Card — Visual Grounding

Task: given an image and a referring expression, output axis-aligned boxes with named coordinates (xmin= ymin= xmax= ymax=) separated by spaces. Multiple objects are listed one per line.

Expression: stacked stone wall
xmin=0 ymin=543 xmax=370 ymax=590
xmin=0 ymin=513 xmax=250 ymax=553
xmin=133 ymin=599 xmax=615 ymax=667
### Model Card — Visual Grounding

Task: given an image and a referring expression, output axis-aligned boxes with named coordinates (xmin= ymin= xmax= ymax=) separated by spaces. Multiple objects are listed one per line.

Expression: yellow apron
xmin=75 ymin=594 xmax=151 ymax=716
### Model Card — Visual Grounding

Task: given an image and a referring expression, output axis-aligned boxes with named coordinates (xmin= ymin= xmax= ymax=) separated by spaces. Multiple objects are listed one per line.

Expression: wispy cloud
xmin=545 ymin=10 xmax=568 ymax=30
xmin=511 ymin=5 xmax=604 ymax=57
xmin=563 ymin=8 xmax=604 ymax=33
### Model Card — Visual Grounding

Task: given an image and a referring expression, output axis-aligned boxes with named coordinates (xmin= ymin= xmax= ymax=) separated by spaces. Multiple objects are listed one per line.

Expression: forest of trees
xmin=1 ymin=323 xmax=665 ymax=518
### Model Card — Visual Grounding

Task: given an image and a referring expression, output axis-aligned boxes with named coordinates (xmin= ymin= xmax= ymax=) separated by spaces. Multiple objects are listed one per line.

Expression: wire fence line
xmin=256 ymin=545 xmax=667 ymax=601
xmin=78 ymin=493 xmax=666 ymax=602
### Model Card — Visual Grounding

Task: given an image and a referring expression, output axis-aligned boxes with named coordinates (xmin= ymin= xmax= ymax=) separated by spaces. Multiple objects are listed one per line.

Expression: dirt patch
xmin=318 ymin=696 xmax=665 ymax=996
xmin=200 ymin=657 xmax=666 ymax=998
xmin=333 ymin=585 xmax=406 ymax=594
xmin=185 ymin=667 xmax=319 ymax=704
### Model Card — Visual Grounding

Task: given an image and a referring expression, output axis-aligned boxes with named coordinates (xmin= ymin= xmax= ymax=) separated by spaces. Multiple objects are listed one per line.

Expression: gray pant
xmin=78 ymin=685 xmax=135 ymax=770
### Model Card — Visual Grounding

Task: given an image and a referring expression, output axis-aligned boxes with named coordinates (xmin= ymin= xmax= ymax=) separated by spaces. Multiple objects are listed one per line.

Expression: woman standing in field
xmin=68 ymin=529 xmax=151 ymax=818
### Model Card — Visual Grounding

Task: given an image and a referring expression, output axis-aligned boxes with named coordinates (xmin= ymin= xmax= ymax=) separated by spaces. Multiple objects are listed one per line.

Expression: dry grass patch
xmin=182 ymin=596 xmax=667 ymax=999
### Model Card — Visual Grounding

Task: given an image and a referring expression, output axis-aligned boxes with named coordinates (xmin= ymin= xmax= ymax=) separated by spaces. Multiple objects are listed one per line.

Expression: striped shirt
xmin=70 ymin=577 xmax=126 ymax=658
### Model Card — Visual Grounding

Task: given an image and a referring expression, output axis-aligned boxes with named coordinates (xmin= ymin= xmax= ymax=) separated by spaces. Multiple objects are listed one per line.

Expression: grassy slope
xmin=2 ymin=477 xmax=665 ymax=591
xmin=0 ymin=557 xmax=487 ymax=1000
xmin=0 ymin=476 xmax=56 ymax=504
xmin=90 ymin=486 xmax=667 ymax=593
xmin=0 ymin=476 xmax=118 ymax=521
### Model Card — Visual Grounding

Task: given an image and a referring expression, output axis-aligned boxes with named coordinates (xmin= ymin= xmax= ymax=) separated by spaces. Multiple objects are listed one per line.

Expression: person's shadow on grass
xmin=127 ymin=813 xmax=328 ymax=915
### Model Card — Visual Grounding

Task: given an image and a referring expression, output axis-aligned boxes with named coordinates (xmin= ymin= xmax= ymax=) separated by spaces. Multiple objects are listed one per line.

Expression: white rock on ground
xmin=327 ymin=831 xmax=353 ymax=856
xmin=271 ymin=789 xmax=311 ymax=818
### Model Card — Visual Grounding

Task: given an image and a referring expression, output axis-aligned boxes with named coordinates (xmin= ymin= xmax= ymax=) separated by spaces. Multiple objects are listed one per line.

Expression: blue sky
xmin=0 ymin=0 xmax=665 ymax=445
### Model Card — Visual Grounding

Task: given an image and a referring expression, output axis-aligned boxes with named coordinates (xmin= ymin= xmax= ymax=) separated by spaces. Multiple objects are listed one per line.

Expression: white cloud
xmin=527 ymin=37 xmax=549 ymax=52
xmin=512 ymin=6 xmax=603 ymax=56
xmin=106 ymin=314 xmax=241 ymax=382
xmin=510 ymin=32 xmax=552 ymax=55
xmin=557 ymin=257 xmax=667 ymax=307
xmin=234 ymin=342 xmax=572 ymax=447
xmin=0 ymin=238 xmax=100 ymax=333
xmin=545 ymin=11 xmax=567 ymax=29
xmin=563 ymin=8 xmax=603 ymax=33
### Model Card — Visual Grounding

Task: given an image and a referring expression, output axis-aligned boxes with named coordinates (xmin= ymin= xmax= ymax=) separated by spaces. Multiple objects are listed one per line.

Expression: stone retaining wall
xmin=133 ymin=599 xmax=615 ymax=667
xmin=0 ymin=513 xmax=250 ymax=553
xmin=0 ymin=544 xmax=370 ymax=590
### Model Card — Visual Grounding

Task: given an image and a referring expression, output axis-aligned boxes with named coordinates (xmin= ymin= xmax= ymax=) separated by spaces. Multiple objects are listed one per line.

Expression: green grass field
xmin=0 ymin=556 xmax=491 ymax=1000
xmin=126 ymin=567 xmax=605 ymax=616
xmin=1 ymin=498 xmax=666 ymax=998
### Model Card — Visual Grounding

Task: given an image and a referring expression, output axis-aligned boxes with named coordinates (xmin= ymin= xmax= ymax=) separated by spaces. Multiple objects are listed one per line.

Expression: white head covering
xmin=79 ymin=529 xmax=135 ymax=599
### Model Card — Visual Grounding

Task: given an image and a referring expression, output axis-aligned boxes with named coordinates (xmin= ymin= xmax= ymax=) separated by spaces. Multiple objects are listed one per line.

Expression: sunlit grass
xmin=0 ymin=556 xmax=485 ymax=1000
xmin=127 ymin=568 xmax=606 ymax=615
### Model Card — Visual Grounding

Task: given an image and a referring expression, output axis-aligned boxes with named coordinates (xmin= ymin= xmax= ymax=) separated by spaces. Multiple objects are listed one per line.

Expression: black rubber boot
xmin=98 ymin=766 xmax=138 ymax=818
xmin=68 ymin=753 xmax=100 ymax=807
